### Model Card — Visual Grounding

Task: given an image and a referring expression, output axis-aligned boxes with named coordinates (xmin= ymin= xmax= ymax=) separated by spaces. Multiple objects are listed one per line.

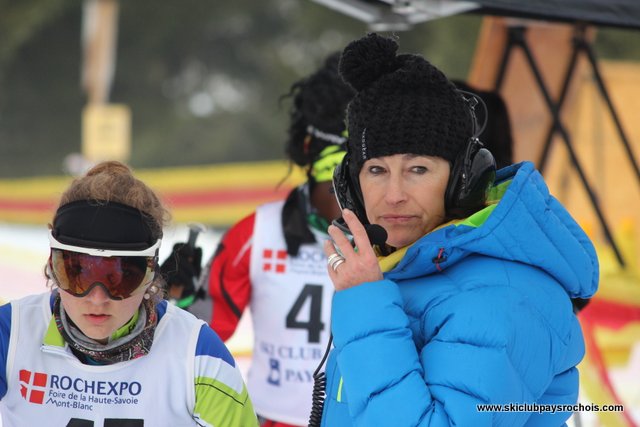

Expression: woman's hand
xmin=323 ymin=209 xmax=383 ymax=291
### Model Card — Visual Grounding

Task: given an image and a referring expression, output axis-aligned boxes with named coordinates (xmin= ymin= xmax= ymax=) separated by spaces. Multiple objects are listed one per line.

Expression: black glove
xmin=160 ymin=243 xmax=203 ymax=299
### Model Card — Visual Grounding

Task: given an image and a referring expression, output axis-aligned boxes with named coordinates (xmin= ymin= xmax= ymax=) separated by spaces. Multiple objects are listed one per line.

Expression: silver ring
xmin=331 ymin=258 xmax=345 ymax=272
xmin=328 ymin=254 xmax=346 ymax=271
xmin=327 ymin=253 xmax=342 ymax=266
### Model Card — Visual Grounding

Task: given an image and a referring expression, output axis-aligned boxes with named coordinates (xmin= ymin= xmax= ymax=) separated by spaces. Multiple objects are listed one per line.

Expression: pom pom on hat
xmin=339 ymin=33 xmax=399 ymax=92
xmin=339 ymin=33 xmax=473 ymax=174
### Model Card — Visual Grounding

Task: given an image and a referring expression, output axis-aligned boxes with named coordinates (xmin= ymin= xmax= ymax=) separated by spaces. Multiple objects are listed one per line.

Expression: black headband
xmin=52 ymin=200 xmax=161 ymax=251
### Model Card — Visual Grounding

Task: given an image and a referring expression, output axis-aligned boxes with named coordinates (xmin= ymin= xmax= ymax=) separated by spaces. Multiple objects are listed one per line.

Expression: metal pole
xmin=493 ymin=26 xmax=518 ymax=91
xmin=81 ymin=0 xmax=119 ymax=105
xmin=538 ymin=27 xmax=584 ymax=174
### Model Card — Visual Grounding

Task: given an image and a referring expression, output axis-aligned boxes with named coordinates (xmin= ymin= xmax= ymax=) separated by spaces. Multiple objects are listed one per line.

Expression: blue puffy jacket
xmin=320 ymin=162 xmax=599 ymax=427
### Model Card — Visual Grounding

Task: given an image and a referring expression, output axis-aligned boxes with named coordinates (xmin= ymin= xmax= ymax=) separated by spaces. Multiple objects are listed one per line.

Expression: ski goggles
xmin=49 ymin=231 xmax=161 ymax=300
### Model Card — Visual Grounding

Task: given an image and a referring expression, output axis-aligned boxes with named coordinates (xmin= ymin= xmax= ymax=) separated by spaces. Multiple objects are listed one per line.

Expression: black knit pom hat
xmin=339 ymin=33 xmax=473 ymax=174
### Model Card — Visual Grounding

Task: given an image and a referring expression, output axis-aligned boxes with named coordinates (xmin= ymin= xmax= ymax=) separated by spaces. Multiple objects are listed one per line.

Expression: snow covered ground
xmin=1 ymin=222 xmax=638 ymax=426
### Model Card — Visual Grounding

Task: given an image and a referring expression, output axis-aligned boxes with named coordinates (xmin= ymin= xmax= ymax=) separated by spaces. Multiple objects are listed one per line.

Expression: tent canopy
xmin=311 ymin=0 xmax=640 ymax=31
xmin=465 ymin=0 xmax=640 ymax=30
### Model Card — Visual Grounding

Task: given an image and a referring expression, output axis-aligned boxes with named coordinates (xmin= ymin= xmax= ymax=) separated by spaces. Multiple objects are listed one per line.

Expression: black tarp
xmin=466 ymin=0 xmax=640 ymax=30
xmin=313 ymin=0 xmax=640 ymax=31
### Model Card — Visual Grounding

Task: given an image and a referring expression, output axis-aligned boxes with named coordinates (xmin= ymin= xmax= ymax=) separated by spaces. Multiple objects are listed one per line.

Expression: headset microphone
xmin=331 ymin=217 xmax=388 ymax=247
xmin=364 ymin=224 xmax=388 ymax=247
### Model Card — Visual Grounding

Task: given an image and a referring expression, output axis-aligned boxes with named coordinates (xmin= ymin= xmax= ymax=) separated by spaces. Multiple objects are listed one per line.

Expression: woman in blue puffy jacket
xmin=317 ymin=33 xmax=599 ymax=427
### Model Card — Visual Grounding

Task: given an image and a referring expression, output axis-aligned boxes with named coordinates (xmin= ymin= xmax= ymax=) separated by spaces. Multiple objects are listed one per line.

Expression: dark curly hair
xmin=283 ymin=52 xmax=355 ymax=168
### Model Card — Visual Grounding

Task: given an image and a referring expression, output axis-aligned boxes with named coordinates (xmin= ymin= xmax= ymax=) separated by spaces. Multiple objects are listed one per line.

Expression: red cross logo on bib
xmin=262 ymin=249 xmax=287 ymax=273
xmin=19 ymin=369 xmax=47 ymax=404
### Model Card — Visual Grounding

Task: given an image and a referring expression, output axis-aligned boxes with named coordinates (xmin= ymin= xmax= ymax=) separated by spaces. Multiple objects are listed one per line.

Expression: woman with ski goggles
xmin=48 ymin=230 xmax=160 ymax=301
xmin=0 ymin=161 xmax=258 ymax=427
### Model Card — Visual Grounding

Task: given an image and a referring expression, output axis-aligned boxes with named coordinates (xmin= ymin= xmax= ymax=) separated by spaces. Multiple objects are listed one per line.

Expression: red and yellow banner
xmin=0 ymin=160 xmax=306 ymax=227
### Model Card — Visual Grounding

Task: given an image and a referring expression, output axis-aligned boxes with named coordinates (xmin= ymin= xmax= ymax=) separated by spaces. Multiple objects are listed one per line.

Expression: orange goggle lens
xmin=50 ymin=249 xmax=155 ymax=300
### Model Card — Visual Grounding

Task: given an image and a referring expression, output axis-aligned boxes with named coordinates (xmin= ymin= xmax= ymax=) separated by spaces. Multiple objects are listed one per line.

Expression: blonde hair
xmin=57 ymin=161 xmax=170 ymax=238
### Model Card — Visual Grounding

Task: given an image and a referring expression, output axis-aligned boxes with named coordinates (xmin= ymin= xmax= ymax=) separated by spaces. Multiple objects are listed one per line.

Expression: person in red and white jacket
xmin=202 ymin=53 xmax=354 ymax=427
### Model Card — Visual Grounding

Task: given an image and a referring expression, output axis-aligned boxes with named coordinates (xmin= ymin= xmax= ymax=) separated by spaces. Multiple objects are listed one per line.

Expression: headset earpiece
xmin=445 ymin=137 xmax=496 ymax=218
xmin=445 ymin=89 xmax=497 ymax=218
xmin=332 ymin=155 xmax=369 ymax=224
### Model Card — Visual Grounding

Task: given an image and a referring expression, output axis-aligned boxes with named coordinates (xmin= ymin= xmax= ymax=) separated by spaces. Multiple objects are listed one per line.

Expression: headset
xmin=332 ymin=90 xmax=496 ymax=222
xmin=444 ymin=135 xmax=496 ymax=218
xmin=332 ymin=154 xmax=366 ymax=222
xmin=444 ymin=91 xmax=497 ymax=218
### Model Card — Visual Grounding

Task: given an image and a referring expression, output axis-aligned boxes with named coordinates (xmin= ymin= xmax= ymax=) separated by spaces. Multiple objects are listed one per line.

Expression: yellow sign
xmin=82 ymin=104 xmax=131 ymax=162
